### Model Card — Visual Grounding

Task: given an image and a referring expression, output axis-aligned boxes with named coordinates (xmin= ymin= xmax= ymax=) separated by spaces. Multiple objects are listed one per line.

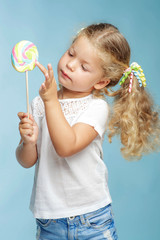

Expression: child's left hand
xmin=36 ymin=62 xmax=58 ymax=103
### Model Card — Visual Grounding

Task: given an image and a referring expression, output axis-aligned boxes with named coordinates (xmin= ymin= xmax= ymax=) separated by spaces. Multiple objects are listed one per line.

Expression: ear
xmin=93 ymin=78 xmax=110 ymax=90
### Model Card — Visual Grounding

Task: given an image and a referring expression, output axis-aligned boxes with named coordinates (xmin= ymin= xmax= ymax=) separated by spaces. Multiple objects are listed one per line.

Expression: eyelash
xmin=68 ymin=50 xmax=73 ymax=57
xmin=68 ymin=50 xmax=88 ymax=72
xmin=81 ymin=65 xmax=88 ymax=71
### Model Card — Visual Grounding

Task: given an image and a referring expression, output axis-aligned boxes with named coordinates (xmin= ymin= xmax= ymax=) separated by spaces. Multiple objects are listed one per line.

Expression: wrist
xmin=22 ymin=141 xmax=37 ymax=148
xmin=40 ymin=91 xmax=58 ymax=104
xmin=44 ymin=97 xmax=59 ymax=108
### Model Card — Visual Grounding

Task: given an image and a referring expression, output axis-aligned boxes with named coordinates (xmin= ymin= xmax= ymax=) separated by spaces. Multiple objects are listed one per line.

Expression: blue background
xmin=0 ymin=0 xmax=160 ymax=239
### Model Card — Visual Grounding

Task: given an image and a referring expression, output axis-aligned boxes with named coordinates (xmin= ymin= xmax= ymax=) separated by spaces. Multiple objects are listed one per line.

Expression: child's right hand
xmin=18 ymin=112 xmax=39 ymax=145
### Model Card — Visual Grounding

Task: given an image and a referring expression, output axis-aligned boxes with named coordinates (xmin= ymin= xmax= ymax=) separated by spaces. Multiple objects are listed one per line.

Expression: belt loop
xmin=80 ymin=214 xmax=85 ymax=225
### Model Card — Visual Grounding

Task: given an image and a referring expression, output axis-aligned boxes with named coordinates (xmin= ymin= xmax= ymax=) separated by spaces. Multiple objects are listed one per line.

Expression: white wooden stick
xmin=25 ymin=71 xmax=29 ymax=118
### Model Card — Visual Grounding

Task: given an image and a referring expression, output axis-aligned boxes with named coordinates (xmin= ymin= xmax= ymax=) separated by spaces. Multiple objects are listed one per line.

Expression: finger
xmin=18 ymin=112 xmax=28 ymax=120
xmin=39 ymin=82 xmax=46 ymax=92
xmin=19 ymin=122 xmax=34 ymax=130
xmin=19 ymin=125 xmax=33 ymax=135
xmin=44 ymin=73 xmax=51 ymax=88
xmin=19 ymin=123 xmax=34 ymax=133
xmin=20 ymin=117 xmax=34 ymax=125
xmin=18 ymin=112 xmax=34 ymax=120
xmin=20 ymin=128 xmax=34 ymax=137
xmin=36 ymin=62 xmax=48 ymax=75
xmin=44 ymin=76 xmax=53 ymax=89
xmin=43 ymin=65 xmax=53 ymax=88
xmin=29 ymin=114 xmax=34 ymax=121
xmin=48 ymin=64 xmax=54 ymax=80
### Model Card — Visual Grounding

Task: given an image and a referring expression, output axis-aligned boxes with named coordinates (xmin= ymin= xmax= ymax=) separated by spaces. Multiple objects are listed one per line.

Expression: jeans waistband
xmin=68 ymin=204 xmax=111 ymax=225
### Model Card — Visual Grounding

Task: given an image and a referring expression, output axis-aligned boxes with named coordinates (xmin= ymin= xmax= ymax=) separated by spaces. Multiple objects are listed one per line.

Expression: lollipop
xmin=11 ymin=40 xmax=38 ymax=118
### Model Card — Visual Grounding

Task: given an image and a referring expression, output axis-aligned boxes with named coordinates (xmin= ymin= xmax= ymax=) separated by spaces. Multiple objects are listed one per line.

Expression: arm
xmin=45 ymin=100 xmax=98 ymax=157
xmin=16 ymin=112 xmax=38 ymax=168
xmin=37 ymin=62 xmax=98 ymax=157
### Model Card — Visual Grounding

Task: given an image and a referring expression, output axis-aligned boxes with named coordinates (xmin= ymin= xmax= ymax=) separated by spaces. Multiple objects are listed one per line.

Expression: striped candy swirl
xmin=11 ymin=40 xmax=38 ymax=72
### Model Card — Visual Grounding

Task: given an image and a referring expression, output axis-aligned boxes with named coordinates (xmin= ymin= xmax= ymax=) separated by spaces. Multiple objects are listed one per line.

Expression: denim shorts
xmin=36 ymin=204 xmax=118 ymax=240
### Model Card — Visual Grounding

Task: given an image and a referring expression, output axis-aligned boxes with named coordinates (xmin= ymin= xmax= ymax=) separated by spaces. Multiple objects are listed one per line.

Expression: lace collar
xmin=59 ymin=94 xmax=93 ymax=117
xmin=32 ymin=94 xmax=93 ymax=118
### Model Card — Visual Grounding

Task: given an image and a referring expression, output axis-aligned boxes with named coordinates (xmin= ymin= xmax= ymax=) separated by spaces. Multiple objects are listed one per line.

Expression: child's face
xmin=57 ymin=36 xmax=105 ymax=94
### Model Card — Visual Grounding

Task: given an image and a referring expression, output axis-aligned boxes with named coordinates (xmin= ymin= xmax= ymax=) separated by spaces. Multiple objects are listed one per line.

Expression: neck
xmin=58 ymin=87 xmax=92 ymax=99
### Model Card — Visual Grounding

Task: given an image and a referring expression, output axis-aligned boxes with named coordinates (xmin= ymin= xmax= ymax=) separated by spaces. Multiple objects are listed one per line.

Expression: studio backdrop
xmin=0 ymin=0 xmax=159 ymax=239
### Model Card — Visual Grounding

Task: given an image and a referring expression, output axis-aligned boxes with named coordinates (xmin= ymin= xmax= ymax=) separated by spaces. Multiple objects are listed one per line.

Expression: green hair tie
xmin=119 ymin=62 xmax=147 ymax=90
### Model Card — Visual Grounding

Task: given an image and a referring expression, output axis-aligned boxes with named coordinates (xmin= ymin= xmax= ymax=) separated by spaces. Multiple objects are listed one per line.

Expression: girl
xmin=16 ymin=23 xmax=160 ymax=240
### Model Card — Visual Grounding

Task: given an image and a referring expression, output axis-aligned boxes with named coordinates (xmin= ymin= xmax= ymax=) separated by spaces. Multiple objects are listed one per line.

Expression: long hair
xmin=76 ymin=23 xmax=160 ymax=160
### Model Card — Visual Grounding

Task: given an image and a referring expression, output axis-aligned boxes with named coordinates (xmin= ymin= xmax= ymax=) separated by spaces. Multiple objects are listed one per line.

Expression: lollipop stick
xmin=25 ymin=71 xmax=29 ymax=118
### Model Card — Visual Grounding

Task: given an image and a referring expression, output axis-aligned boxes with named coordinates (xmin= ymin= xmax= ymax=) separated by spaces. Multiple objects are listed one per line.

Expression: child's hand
xmin=36 ymin=62 xmax=58 ymax=103
xmin=18 ymin=112 xmax=39 ymax=145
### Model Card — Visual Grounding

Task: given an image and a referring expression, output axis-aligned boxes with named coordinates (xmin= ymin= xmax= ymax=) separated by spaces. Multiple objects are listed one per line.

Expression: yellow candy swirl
xmin=11 ymin=40 xmax=38 ymax=72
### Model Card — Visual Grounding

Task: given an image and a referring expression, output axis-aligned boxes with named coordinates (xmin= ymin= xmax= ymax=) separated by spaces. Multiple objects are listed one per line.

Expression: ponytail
xmin=108 ymin=70 xmax=160 ymax=160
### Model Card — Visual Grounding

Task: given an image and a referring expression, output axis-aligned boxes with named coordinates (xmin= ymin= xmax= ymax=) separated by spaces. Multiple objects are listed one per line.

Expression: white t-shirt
xmin=29 ymin=94 xmax=112 ymax=219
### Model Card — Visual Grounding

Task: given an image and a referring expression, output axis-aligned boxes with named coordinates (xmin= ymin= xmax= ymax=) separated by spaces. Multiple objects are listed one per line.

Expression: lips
xmin=61 ymin=70 xmax=71 ymax=80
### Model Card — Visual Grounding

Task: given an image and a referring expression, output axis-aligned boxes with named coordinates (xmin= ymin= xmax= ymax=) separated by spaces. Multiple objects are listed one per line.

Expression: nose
xmin=66 ymin=59 xmax=76 ymax=72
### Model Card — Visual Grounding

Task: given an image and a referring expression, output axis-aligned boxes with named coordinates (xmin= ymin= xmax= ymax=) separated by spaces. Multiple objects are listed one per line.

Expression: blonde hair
xmin=76 ymin=23 xmax=160 ymax=160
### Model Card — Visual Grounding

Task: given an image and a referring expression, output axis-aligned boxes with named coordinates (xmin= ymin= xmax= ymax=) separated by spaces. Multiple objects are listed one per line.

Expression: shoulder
xmin=88 ymin=97 xmax=109 ymax=116
xmin=91 ymin=97 xmax=109 ymax=107
xmin=76 ymin=97 xmax=109 ymax=137
xmin=31 ymin=96 xmax=44 ymax=118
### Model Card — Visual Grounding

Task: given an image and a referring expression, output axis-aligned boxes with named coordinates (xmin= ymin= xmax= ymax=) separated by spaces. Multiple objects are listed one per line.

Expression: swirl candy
xmin=11 ymin=40 xmax=38 ymax=72
xmin=11 ymin=40 xmax=39 ymax=118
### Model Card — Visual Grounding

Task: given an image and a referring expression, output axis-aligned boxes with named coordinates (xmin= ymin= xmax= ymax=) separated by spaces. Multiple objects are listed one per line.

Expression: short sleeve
xmin=76 ymin=99 xmax=109 ymax=138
